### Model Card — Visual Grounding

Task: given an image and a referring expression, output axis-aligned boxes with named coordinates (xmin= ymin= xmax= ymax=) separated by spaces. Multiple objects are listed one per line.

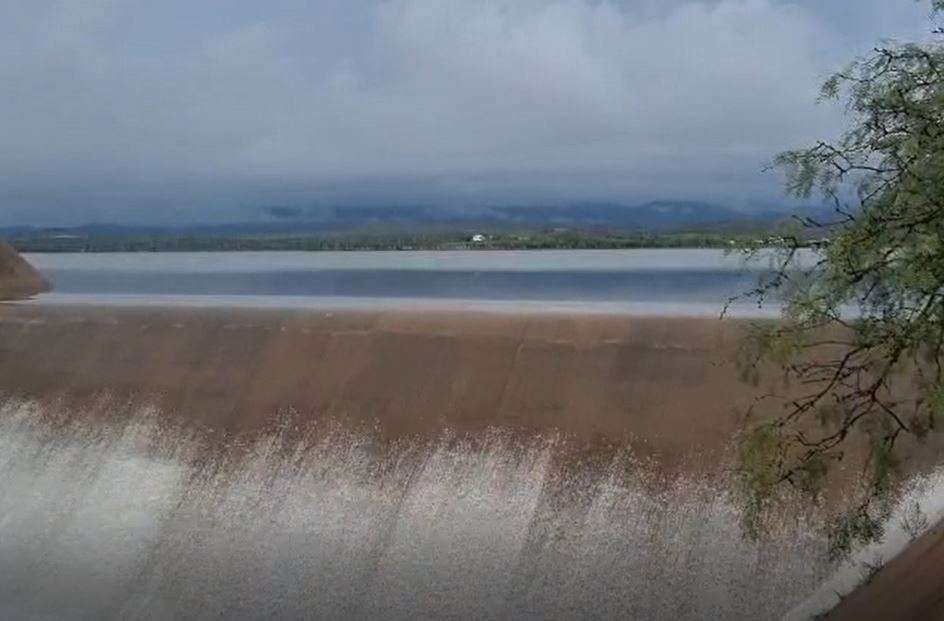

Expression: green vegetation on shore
xmin=10 ymin=229 xmax=771 ymax=253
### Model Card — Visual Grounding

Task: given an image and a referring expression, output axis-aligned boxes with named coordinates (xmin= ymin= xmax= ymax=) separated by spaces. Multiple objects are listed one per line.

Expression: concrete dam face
xmin=0 ymin=303 xmax=819 ymax=619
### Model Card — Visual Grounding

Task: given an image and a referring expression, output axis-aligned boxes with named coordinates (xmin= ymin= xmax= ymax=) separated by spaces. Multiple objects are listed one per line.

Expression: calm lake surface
xmin=24 ymin=249 xmax=788 ymax=316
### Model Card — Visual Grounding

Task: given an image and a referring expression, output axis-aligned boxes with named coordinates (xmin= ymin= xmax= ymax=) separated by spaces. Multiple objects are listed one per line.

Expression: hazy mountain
xmin=254 ymin=201 xmax=790 ymax=232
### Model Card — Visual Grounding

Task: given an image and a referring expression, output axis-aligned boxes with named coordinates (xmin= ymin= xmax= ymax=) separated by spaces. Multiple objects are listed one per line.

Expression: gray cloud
xmin=0 ymin=0 xmax=936 ymax=225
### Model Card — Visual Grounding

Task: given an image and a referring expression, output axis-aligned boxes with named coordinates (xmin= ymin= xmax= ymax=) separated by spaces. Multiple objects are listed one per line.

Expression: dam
xmin=0 ymin=248 xmax=941 ymax=619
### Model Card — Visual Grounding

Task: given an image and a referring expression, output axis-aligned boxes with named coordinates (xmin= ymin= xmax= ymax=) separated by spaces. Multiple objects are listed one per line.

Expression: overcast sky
xmin=1 ymin=0 xmax=938 ymax=226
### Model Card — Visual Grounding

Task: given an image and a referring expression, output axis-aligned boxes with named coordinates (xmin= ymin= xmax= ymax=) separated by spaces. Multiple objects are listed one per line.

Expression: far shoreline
xmin=10 ymin=230 xmax=772 ymax=254
xmin=18 ymin=244 xmax=744 ymax=253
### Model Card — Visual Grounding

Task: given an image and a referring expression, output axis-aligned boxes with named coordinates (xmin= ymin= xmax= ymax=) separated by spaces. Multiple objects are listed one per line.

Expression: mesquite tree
xmin=735 ymin=2 xmax=944 ymax=557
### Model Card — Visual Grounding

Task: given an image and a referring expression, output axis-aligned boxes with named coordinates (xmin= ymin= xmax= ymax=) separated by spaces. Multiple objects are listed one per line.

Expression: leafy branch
xmin=733 ymin=17 xmax=944 ymax=558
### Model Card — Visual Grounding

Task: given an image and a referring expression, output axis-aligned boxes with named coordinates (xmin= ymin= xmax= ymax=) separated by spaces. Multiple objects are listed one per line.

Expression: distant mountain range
xmin=3 ymin=201 xmax=810 ymax=240
xmin=253 ymin=201 xmax=794 ymax=232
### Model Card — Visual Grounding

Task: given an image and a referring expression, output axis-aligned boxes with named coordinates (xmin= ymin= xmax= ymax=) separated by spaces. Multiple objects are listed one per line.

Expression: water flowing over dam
xmin=0 ymin=398 xmax=832 ymax=620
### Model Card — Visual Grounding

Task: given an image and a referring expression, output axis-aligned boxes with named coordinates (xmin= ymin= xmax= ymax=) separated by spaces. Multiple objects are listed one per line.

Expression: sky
xmin=0 ymin=0 xmax=939 ymax=226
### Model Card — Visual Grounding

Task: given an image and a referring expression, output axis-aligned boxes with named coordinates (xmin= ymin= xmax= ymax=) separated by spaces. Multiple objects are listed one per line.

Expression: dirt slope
xmin=826 ymin=521 xmax=944 ymax=620
xmin=0 ymin=243 xmax=49 ymax=300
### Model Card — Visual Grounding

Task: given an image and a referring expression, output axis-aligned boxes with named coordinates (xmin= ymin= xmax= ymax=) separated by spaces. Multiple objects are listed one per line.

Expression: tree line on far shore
xmin=10 ymin=229 xmax=773 ymax=253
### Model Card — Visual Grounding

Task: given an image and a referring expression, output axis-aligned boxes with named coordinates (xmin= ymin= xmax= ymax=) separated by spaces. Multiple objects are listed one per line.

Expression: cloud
xmin=0 ymin=0 xmax=934 ymax=225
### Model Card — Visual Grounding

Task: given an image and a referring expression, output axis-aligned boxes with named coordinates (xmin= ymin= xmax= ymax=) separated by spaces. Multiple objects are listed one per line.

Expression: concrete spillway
xmin=0 ymin=300 xmax=941 ymax=619
xmin=0 ymin=305 xmax=758 ymax=462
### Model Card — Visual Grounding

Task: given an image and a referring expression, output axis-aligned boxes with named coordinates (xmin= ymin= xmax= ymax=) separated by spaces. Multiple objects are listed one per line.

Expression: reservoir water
xmin=24 ymin=249 xmax=785 ymax=315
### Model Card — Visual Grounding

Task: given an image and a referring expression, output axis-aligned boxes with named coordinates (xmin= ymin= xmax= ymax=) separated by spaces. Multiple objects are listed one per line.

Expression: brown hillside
xmin=0 ymin=242 xmax=49 ymax=300
xmin=826 ymin=521 xmax=944 ymax=621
